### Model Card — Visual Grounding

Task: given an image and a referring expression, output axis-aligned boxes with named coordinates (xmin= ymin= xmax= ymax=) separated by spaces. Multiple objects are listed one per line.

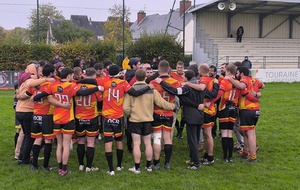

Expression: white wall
xmin=197 ymin=12 xmax=227 ymax=38
xmin=293 ymin=17 xmax=300 ymax=39
xmin=263 ymin=14 xmax=289 ymax=38
xmin=231 ymin=13 xmax=259 ymax=38
xmin=176 ymin=19 xmax=194 ymax=55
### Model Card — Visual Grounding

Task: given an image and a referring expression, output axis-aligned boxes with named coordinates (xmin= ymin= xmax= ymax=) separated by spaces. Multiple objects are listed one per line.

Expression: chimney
xmin=180 ymin=0 xmax=192 ymax=17
xmin=137 ymin=10 xmax=146 ymax=25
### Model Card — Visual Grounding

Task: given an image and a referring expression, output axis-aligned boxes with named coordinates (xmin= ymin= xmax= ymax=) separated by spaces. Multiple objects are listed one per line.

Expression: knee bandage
xmin=153 ymin=132 xmax=162 ymax=145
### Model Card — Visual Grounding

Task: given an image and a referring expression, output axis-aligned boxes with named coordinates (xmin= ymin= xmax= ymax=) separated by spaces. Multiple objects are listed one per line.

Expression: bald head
xmin=199 ymin=63 xmax=210 ymax=76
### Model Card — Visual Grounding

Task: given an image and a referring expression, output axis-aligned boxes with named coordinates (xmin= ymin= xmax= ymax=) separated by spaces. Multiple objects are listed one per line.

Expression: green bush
xmin=0 ymin=42 xmax=116 ymax=71
xmin=126 ymin=34 xmax=184 ymax=68
xmin=0 ymin=44 xmax=31 ymax=70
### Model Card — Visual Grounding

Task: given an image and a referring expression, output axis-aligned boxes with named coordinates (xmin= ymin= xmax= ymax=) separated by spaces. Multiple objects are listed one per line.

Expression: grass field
xmin=0 ymin=82 xmax=299 ymax=190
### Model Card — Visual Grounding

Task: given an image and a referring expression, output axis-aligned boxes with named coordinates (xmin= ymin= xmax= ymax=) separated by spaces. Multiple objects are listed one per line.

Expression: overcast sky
xmin=0 ymin=0 xmax=211 ymax=30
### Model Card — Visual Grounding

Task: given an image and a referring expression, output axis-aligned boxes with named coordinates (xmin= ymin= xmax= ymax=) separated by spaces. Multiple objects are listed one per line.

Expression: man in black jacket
xmin=155 ymin=70 xmax=218 ymax=169
xmin=236 ymin=26 xmax=244 ymax=43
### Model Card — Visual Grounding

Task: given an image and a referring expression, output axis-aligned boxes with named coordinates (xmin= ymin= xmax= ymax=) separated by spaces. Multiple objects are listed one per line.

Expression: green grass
xmin=0 ymin=83 xmax=300 ymax=190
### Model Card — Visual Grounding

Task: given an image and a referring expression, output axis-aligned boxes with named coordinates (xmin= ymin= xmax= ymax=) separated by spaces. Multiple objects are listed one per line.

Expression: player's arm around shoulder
xmin=183 ymin=81 xmax=206 ymax=91
xmin=153 ymin=89 xmax=175 ymax=110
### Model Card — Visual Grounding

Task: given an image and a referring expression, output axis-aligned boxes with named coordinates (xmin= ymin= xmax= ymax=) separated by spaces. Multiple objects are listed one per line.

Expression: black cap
xmin=108 ymin=65 xmax=120 ymax=76
xmin=245 ymin=56 xmax=248 ymax=58
xmin=104 ymin=60 xmax=112 ymax=69
xmin=129 ymin=58 xmax=141 ymax=67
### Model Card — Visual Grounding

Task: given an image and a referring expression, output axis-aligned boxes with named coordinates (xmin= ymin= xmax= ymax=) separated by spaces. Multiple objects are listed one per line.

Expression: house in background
xmin=47 ymin=15 xmax=105 ymax=44
xmin=130 ymin=0 xmax=194 ymax=55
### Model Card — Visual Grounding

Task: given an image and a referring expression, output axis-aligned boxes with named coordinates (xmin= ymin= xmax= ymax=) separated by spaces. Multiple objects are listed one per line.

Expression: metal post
xmin=298 ymin=56 xmax=300 ymax=68
xmin=122 ymin=0 xmax=125 ymax=60
xmin=263 ymin=56 xmax=266 ymax=69
xmin=37 ymin=0 xmax=40 ymax=42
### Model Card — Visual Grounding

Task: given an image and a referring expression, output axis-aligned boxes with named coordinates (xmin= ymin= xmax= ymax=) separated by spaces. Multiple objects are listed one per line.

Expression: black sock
xmin=228 ymin=137 xmax=234 ymax=158
xmin=86 ymin=147 xmax=95 ymax=168
xmin=14 ymin=132 xmax=19 ymax=147
xmin=58 ymin=162 xmax=62 ymax=169
xmin=116 ymin=149 xmax=123 ymax=168
xmin=43 ymin=143 xmax=52 ymax=168
xmin=135 ymin=163 xmax=140 ymax=170
xmin=146 ymin=160 xmax=152 ymax=168
xmin=62 ymin=164 xmax=67 ymax=171
xmin=77 ymin=144 xmax=85 ymax=166
xmin=222 ymin=137 xmax=228 ymax=159
xmin=208 ymin=155 xmax=214 ymax=162
xmin=164 ymin=144 xmax=173 ymax=165
xmin=203 ymin=152 xmax=208 ymax=159
xmin=105 ymin=152 xmax=113 ymax=172
xmin=32 ymin=144 xmax=41 ymax=167
xmin=153 ymin=159 xmax=160 ymax=166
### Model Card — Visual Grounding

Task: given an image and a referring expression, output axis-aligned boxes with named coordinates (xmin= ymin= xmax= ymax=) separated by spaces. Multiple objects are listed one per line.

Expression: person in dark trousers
xmin=236 ymin=26 xmax=244 ymax=43
xmin=242 ymin=56 xmax=252 ymax=69
xmin=155 ymin=70 xmax=218 ymax=170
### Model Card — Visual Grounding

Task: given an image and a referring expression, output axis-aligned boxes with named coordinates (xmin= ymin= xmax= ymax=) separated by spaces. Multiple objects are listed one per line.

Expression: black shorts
xmin=31 ymin=115 xmax=55 ymax=140
xmin=202 ymin=113 xmax=215 ymax=129
xmin=53 ymin=120 xmax=75 ymax=135
xmin=240 ymin=110 xmax=260 ymax=131
xmin=152 ymin=113 xmax=173 ymax=132
xmin=129 ymin=122 xmax=152 ymax=136
xmin=218 ymin=104 xmax=237 ymax=130
xmin=75 ymin=117 xmax=99 ymax=137
xmin=103 ymin=117 xmax=123 ymax=138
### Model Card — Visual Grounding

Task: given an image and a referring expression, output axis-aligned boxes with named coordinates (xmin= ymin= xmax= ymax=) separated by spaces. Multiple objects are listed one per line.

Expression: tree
xmin=0 ymin=26 xmax=6 ymax=43
xmin=3 ymin=27 xmax=30 ymax=45
xmin=126 ymin=34 xmax=184 ymax=68
xmin=52 ymin=20 xmax=94 ymax=44
xmin=103 ymin=4 xmax=132 ymax=52
xmin=28 ymin=3 xmax=64 ymax=43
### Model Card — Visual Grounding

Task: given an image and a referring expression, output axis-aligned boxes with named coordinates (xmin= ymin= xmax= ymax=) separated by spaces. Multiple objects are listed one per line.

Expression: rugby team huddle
xmin=14 ymin=57 xmax=263 ymax=176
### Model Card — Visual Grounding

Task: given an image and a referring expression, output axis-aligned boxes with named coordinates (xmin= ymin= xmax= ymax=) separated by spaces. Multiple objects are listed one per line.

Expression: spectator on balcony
xmin=236 ymin=26 xmax=244 ymax=43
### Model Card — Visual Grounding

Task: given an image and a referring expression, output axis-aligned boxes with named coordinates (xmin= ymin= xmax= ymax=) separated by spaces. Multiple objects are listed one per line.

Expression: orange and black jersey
xmin=200 ymin=76 xmax=216 ymax=116
xmin=239 ymin=76 xmax=259 ymax=110
xmin=99 ymin=78 xmax=132 ymax=119
xmin=252 ymin=77 xmax=263 ymax=92
xmin=150 ymin=76 xmax=181 ymax=117
xmin=44 ymin=81 xmax=78 ymax=124
xmin=170 ymin=72 xmax=185 ymax=84
xmin=74 ymin=83 xmax=102 ymax=120
xmin=218 ymin=78 xmax=240 ymax=111
xmin=26 ymin=81 xmax=53 ymax=115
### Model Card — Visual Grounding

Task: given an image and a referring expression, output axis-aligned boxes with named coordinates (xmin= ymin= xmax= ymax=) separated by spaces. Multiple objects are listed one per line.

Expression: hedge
xmin=126 ymin=34 xmax=184 ymax=68
xmin=0 ymin=41 xmax=115 ymax=71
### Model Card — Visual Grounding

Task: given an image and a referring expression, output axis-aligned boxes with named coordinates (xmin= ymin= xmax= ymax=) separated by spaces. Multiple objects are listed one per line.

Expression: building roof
xmin=130 ymin=8 xmax=193 ymax=40
xmin=51 ymin=15 xmax=105 ymax=37
xmin=189 ymin=0 xmax=300 ymax=16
